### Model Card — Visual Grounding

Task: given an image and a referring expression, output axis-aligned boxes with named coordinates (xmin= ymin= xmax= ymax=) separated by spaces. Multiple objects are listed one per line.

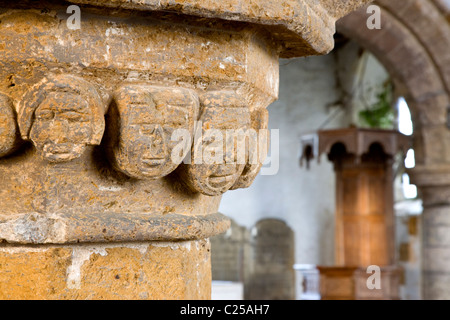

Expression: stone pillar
xmin=0 ymin=0 xmax=371 ymax=299
xmin=409 ymin=165 xmax=450 ymax=300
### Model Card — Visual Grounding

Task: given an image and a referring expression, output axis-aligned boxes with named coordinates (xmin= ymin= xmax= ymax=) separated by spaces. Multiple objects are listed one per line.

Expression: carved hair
xmin=0 ymin=93 xmax=20 ymax=157
xmin=230 ymin=107 xmax=269 ymax=190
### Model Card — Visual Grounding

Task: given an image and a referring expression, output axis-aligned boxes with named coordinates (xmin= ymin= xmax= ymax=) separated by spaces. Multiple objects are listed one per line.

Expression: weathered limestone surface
xmin=0 ymin=0 xmax=372 ymax=299
xmin=0 ymin=240 xmax=211 ymax=300
xmin=70 ymin=0 xmax=374 ymax=58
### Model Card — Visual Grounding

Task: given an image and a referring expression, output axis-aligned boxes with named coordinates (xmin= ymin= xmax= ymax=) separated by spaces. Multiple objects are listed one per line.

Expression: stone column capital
xmin=69 ymin=0 xmax=373 ymax=58
xmin=0 ymin=1 xmax=284 ymax=244
xmin=409 ymin=164 xmax=450 ymax=188
xmin=409 ymin=165 xmax=450 ymax=206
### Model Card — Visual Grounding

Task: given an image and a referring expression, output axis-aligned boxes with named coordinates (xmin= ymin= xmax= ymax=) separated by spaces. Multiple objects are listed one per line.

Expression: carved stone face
xmin=0 ymin=94 xmax=19 ymax=157
xmin=29 ymin=92 xmax=95 ymax=162
xmin=186 ymin=106 xmax=251 ymax=196
xmin=111 ymin=85 xmax=199 ymax=179
xmin=231 ymin=108 xmax=269 ymax=190
xmin=18 ymin=74 xmax=106 ymax=163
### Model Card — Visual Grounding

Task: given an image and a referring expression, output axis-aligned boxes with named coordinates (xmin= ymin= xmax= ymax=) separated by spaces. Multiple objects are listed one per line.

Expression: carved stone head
xmin=181 ymin=91 xmax=251 ymax=196
xmin=18 ymin=74 xmax=106 ymax=162
xmin=230 ymin=108 xmax=269 ymax=190
xmin=0 ymin=93 xmax=20 ymax=157
xmin=107 ymin=84 xmax=199 ymax=179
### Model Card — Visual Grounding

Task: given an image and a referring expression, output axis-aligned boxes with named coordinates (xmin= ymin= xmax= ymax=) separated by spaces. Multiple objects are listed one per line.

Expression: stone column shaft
xmin=410 ymin=165 xmax=450 ymax=300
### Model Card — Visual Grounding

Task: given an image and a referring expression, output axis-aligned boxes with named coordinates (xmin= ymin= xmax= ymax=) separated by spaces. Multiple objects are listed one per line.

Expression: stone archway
xmin=337 ymin=0 xmax=450 ymax=300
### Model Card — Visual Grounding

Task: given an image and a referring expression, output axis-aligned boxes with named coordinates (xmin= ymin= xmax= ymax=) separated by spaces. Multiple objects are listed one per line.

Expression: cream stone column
xmin=410 ymin=165 xmax=450 ymax=300
xmin=0 ymin=0 xmax=371 ymax=299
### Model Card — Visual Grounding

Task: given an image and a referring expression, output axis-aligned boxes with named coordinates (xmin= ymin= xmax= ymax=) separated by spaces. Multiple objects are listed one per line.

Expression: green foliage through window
xmin=358 ymin=81 xmax=395 ymax=129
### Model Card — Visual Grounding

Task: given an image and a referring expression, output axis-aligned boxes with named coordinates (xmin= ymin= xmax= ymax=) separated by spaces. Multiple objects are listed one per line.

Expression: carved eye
xmin=139 ymin=126 xmax=154 ymax=135
xmin=166 ymin=112 xmax=188 ymax=128
xmin=35 ymin=109 xmax=54 ymax=121
xmin=62 ymin=111 xmax=86 ymax=122
xmin=169 ymin=119 xmax=185 ymax=127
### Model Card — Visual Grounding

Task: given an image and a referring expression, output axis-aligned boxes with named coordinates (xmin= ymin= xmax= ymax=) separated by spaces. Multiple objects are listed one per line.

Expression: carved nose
xmin=223 ymin=136 xmax=239 ymax=163
xmin=48 ymin=119 xmax=70 ymax=144
xmin=213 ymin=164 xmax=237 ymax=177
xmin=151 ymin=125 xmax=163 ymax=137
xmin=144 ymin=125 xmax=166 ymax=158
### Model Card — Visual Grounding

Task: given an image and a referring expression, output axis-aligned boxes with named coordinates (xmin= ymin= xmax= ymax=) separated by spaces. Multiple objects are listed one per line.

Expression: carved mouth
xmin=43 ymin=143 xmax=78 ymax=161
xmin=140 ymin=158 xmax=166 ymax=167
xmin=208 ymin=175 xmax=234 ymax=188
xmin=45 ymin=152 xmax=74 ymax=161
xmin=45 ymin=145 xmax=71 ymax=153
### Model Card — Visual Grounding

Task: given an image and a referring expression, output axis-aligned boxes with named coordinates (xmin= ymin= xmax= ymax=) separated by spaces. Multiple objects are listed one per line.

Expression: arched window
xmin=397 ymin=97 xmax=417 ymax=199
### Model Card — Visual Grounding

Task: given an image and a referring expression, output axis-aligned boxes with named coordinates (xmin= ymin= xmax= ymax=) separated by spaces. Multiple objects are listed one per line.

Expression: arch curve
xmin=337 ymin=2 xmax=450 ymax=300
xmin=337 ymin=0 xmax=450 ymax=166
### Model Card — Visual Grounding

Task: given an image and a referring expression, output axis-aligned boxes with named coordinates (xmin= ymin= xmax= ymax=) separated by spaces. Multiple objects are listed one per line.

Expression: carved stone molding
xmin=70 ymin=0 xmax=374 ymax=58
